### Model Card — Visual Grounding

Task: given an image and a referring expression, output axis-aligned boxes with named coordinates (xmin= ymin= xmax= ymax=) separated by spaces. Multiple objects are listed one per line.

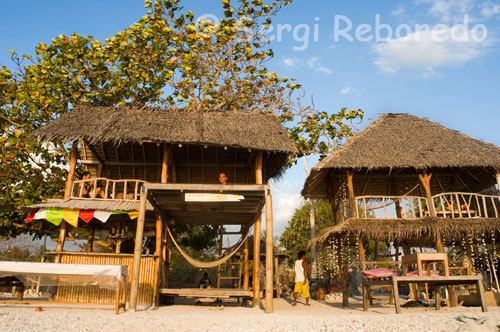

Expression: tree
xmin=279 ymin=201 xmax=333 ymax=265
xmin=1 ymin=0 xmax=362 ymax=239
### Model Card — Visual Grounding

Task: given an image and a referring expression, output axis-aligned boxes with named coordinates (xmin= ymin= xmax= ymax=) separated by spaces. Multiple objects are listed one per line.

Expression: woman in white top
xmin=293 ymin=250 xmax=310 ymax=306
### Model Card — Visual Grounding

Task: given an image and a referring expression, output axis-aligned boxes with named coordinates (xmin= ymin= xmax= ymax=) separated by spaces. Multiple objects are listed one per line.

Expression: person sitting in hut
xmin=199 ymin=272 xmax=211 ymax=289
xmin=79 ymin=171 xmax=105 ymax=199
xmin=219 ymin=172 xmax=228 ymax=185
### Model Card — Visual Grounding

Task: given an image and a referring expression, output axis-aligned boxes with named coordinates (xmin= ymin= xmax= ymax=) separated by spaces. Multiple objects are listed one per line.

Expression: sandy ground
xmin=0 ymin=297 xmax=499 ymax=332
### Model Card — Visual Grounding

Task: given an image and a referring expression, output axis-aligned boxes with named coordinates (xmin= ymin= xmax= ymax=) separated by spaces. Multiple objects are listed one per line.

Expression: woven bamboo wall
xmin=54 ymin=253 xmax=157 ymax=306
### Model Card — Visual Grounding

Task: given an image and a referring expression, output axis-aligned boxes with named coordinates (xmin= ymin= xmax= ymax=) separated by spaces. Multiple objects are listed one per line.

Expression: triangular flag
xmin=94 ymin=210 xmax=112 ymax=223
xmin=25 ymin=211 xmax=36 ymax=224
xmin=79 ymin=210 xmax=95 ymax=224
xmin=46 ymin=208 xmax=63 ymax=226
xmin=128 ymin=211 xmax=139 ymax=220
xmin=34 ymin=209 xmax=47 ymax=220
xmin=63 ymin=209 xmax=80 ymax=227
xmin=111 ymin=210 xmax=128 ymax=215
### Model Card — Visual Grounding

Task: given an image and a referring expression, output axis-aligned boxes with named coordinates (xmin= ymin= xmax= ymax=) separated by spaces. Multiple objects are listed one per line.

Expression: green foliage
xmin=279 ymin=201 xmax=333 ymax=262
xmin=1 ymin=0 xmax=363 ymax=239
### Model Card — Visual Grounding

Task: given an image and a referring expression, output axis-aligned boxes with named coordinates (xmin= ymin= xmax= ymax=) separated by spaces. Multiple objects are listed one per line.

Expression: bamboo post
xmin=55 ymin=140 xmax=79 ymax=262
xmin=87 ymin=227 xmax=95 ymax=253
xmin=418 ymin=169 xmax=457 ymax=307
xmin=337 ymin=237 xmax=349 ymax=307
xmin=346 ymin=169 xmax=358 ymax=218
xmin=265 ymin=192 xmax=274 ymax=313
xmin=153 ymin=145 xmax=169 ymax=306
xmin=243 ymin=237 xmax=249 ymax=290
xmin=496 ymin=170 xmax=500 ymax=192
xmin=153 ymin=215 xmax=163 ymax=306
xmin=274 ymin=256 xmax=280 ymax=299
xmin=129 ymin=188 xmax=147 ymax=311
xmin=253 ymin=151 xmax=263 ymax=308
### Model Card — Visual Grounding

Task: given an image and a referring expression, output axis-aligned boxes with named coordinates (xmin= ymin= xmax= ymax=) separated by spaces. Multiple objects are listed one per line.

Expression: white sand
xmin=0 ymin=298 xmax=499 ymax=332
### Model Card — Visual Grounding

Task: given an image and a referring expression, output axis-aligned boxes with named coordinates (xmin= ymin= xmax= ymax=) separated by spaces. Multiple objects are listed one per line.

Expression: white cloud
xmin=391 ymin=7 xmax=406 ymax=16
xmin=481 ymin=2 xmax=500 ymax=17
xmin=373 ymin=28 xmax=491 ymax=75
xmin=282 ymin=56 xmax=332 ymax=74
xmin=307 ymin=57 xmax=333 ymax=74
xmin=418 ymin=0 xmax=474 ymax=22
xmin=282 ymin=57 xmax=300 ymax=67
xmin=269 ymin=183 xmax=303 ymax=235
xmin=340 ymin=86 xmax=361 ymax=95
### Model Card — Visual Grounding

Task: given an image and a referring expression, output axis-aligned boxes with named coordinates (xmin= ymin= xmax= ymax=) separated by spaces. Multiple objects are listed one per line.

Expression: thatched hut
xmin=302 ymin=113 xmax=500 ymax=305
xmin=24 ymin=105 xmax=296 ymax=312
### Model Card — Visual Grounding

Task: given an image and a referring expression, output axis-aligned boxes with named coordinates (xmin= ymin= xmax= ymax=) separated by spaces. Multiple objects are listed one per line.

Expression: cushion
xmin=362 ymin=268 xmax=398 ymax=279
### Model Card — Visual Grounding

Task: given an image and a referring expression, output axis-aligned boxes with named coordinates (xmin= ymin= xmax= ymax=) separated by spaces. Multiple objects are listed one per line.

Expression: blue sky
xmin=2 ymin=0 xmax=500 ymax=236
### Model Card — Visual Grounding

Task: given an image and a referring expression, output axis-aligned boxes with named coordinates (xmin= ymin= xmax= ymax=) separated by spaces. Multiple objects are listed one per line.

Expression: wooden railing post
xmin=265 ymin=191 xmax=274 ymax=313
xmin=252 ymin=151 xmax=263 ymax=308
xmin=55 ymin=140 xmax=79 ymax=262
xmin=130 ymin=188 xmax=147 ymax=311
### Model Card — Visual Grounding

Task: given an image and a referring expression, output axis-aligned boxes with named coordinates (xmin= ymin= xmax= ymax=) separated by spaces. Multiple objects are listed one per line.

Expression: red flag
xmin=79 ymin=210 xmax=95 ymax=223
xmin=25 ymin=212 xmax=36 ymax=224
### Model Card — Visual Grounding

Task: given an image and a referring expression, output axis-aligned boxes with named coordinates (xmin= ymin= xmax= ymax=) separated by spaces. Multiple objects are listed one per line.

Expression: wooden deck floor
xmin=159 ymin=288 xmax=252 ymax=299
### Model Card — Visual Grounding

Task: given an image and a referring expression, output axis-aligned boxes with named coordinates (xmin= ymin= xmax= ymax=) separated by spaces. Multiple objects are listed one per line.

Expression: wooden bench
xmin=363 ymin=275 xmax=487 ymax=314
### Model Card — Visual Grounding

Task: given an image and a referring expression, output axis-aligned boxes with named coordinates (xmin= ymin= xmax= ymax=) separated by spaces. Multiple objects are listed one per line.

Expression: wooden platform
xmin=159 ymin=288 xmax=252 ymax=299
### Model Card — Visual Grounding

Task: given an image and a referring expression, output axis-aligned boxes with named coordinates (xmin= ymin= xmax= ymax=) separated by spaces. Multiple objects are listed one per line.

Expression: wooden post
xmin=496 ymin=169 xmax=500 ymax=192
xmin=55 ymin=140 xmax=79 ymax=263
xmin=153 ymin=215 xmax=163 ymax=306
xmin=243 ymin=237 xmax=249 ymax=290
xmin=252 ymin=151 xmax=263 ymax=308
xmin=87 ymin=227 xmax=95 ymax=253
xmin=274 ymin=256 xmax=280 ymax=299
xmin=252 ymin=216 xmax=261 ymax=307
xmin=337 ymin=237 xmax=349 ymax=307
xmin=129 ymin=188 xmax=147 ymax=311
xmin=153 ymin=145 xmax=169 ymax=306
xmin=346 ymin=169 xmax=358 ymax=218
xmin=264 ymin=192 xmax=274 ymax=313
xmin=418 ymin=169 xmax=457 ymax=307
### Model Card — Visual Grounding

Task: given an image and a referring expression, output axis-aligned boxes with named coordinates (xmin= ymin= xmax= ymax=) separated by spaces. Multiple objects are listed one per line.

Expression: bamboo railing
xmin=72 ymin=178 xmax=146 ymax=200
xmin=48 ymin=252 xmax=157 ymax=306
xmin=356 ymin=192 xmax=500 ymax=219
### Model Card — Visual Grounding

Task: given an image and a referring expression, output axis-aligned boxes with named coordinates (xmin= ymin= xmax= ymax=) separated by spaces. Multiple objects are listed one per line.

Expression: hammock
xmin=166 ymin=226 xmax=249 ymax=269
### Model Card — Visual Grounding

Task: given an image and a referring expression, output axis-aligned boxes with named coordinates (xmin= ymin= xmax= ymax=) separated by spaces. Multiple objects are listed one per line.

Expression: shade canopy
xmin=302 ymin=114 xmax=500 ymax=198
xmin=146 ymin=183 xmax=269 ymax=226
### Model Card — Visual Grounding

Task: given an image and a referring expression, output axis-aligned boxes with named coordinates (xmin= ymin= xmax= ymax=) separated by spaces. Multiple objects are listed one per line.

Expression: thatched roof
xmin=33 ymin=106 xmax=297 ymax=154
xmin=303 ymin=114 xmax=500 ymax=198
xmin=313 ymin=217 xmax=500 ymax=244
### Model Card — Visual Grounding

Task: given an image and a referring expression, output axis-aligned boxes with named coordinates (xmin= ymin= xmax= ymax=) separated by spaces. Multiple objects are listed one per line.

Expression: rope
xmin=166 ymin=226 xmax=249 ymax=269
xmin=362 ymin=183 xmax=421 ymax=212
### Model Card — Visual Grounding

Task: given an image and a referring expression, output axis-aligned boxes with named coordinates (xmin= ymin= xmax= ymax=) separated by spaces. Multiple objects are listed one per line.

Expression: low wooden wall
xmin=53 ymin=252 xmax=157 ymax=306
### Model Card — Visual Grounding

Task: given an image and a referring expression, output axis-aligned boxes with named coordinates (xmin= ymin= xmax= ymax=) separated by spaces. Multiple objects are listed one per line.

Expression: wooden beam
xmin=243 ymin=236 xmax=249 ymax=290
xmin=265 ymin=192 xmax=274 ymax=313
xmin=55 ymin=140 xmax=79 ymax=263
xmin=346 ymin=169 xmax=358 ymax=218
xmin=253 ymin=151 xmax=263 ymax=308
xmin=129 ymin=188 xmax=147 ymax=311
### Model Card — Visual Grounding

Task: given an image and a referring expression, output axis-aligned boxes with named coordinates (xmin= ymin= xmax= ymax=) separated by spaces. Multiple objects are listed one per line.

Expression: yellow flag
xmin=63 ymin=209 xmax=80 ymax=227
xmin=128 ymin=211 xmax=139 ymax=220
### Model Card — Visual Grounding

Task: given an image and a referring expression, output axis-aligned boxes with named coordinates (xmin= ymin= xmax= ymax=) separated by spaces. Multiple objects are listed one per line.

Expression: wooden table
xmin=363 ymin=275 xmax=487 ymax=314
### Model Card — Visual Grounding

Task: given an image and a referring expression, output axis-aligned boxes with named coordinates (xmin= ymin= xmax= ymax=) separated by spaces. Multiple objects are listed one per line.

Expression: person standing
xmin=293 ymin=250 xmax=310 ymax=306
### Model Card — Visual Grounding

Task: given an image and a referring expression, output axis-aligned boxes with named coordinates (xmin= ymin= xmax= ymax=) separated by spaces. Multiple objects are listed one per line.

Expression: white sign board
xmin=185 ymin=193 xmax=244 ymax=202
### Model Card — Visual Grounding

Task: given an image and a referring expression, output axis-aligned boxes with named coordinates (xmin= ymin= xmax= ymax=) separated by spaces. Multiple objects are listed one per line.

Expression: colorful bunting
xmin=46 ymin=208 xmax=63 ymax=226
xmin=94 ymin=210 xmax=111 ymax=223
xmin=79 ymin=210 xmax=95 ymax=224
xmin=25 ymin=212 xmax=36 ymax=224
xmin=63 ymin=209 xmax=80 ymax=227
xmin=34 ymin=209 xmax=47 ymax=220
